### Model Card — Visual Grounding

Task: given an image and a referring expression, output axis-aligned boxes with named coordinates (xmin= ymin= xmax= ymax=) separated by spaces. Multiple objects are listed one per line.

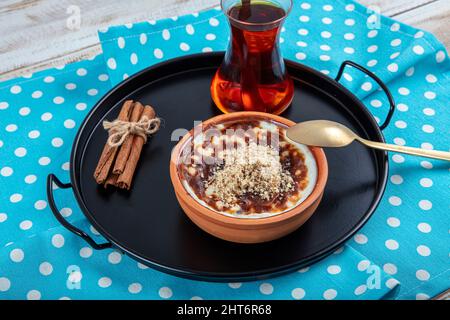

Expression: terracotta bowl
xmin=169 ymin=111 xmax=328 ymax=244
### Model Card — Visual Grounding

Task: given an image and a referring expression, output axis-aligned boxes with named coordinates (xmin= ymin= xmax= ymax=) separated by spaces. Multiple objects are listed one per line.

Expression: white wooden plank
xmin=393 ymin=0 xmax=450 ymax=48
xmin=0 ymin=0 xmax=218 ymax=80
xmin=0 ymin=0 xmax=448 ymax=81
xmin=358 ymin=0 xmax=436 ymax=16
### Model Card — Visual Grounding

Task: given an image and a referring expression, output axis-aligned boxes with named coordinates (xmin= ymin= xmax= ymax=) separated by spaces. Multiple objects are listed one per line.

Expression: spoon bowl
xmin=287 ymin=120 xmax=450 ymax=161
xmin=287 ymin=120 xmax=357 ymax=147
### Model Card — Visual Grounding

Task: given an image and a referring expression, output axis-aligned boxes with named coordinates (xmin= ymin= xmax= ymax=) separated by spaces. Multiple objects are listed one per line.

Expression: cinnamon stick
xmin=103 ymin=173 xmax=119 ymax=188
xmin=94 ymin=100 xmax=134 ymax=184
xmin=117 ymin=105 xmax=156 ymax=190
xmin=112 ymin=101 xmax=144 ymax=175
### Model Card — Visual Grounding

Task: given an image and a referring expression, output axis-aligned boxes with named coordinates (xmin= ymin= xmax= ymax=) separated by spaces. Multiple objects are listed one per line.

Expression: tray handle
xmin=335 ymin=60 xmax=395 ymax=130
xmin=47 ymin=174 xmax=112 ymax=250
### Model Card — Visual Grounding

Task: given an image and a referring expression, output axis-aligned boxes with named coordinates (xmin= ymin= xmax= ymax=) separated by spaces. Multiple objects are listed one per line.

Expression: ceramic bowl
xmin=170 ymin=111 xmax=328 ymax=243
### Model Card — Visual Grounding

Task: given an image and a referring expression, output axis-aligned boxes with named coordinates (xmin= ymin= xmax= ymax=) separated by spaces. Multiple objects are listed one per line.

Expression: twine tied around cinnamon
xmin=103 ymin=116 xmax=161 ymax=147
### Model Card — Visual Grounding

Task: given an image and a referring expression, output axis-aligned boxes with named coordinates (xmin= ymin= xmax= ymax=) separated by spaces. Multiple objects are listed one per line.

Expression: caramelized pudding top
xmin=177 ymin=119 xmax=317 ymax=218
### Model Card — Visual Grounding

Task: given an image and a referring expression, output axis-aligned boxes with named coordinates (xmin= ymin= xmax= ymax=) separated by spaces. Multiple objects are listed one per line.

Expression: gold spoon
xmin=286 ymin=120 xmax=450 ymax=161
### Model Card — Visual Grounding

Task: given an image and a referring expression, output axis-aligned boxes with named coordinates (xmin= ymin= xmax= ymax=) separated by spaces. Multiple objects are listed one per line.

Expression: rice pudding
xmin=177 ymin=119 xmax=318 ymax=218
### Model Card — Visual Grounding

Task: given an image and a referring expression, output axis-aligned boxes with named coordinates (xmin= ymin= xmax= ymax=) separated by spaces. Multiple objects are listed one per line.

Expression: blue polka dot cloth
xmin=0 ymin=0 xmax=448 ymax=300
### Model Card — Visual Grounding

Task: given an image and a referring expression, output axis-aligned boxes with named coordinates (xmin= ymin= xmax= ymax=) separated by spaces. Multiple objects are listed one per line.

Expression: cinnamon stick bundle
xmin=117 ymin=105 xmax=156 ymax=190
xmin=94 ymin=100 xmax=160 ymax=190
xmin=93 ymin=100 xmax=134 ymax=184
xmin=112 ymin=102 xmax=144 ymax=175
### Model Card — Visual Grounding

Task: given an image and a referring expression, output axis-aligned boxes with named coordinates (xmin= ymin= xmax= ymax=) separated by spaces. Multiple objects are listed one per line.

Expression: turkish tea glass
xmin=211 ymin=0 xmax=294 ymax=114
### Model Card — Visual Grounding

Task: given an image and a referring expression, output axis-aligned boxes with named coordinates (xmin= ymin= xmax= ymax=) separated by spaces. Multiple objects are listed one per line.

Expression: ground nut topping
xmin=178 ymin=119 xmax=317 ymax=217
xmin=205 ymin=143 xmax=294 ymax=207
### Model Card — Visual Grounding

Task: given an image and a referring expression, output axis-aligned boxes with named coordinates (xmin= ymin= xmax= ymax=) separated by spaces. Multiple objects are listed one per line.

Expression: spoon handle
xmin=358 ymin=138 xmax=450 ymax=161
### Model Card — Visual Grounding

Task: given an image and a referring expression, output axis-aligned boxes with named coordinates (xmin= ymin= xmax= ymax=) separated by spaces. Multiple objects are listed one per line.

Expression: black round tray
xmin=47 ymin=52 xmax=395 ymax=281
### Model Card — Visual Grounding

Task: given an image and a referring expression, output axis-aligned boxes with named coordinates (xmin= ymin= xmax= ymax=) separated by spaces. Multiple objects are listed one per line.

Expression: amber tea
xmin=211 ymin=0 xmax=294 ymax=114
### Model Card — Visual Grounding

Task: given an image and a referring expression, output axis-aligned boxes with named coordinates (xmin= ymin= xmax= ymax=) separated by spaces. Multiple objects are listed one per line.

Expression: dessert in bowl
xmin=170 ymin=112 xmax=328 ymax=243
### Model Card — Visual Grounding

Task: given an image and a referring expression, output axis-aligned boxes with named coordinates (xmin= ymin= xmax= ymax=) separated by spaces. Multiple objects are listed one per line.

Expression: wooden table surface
xmin=0 ymin=0 xmax=448 ymax=81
